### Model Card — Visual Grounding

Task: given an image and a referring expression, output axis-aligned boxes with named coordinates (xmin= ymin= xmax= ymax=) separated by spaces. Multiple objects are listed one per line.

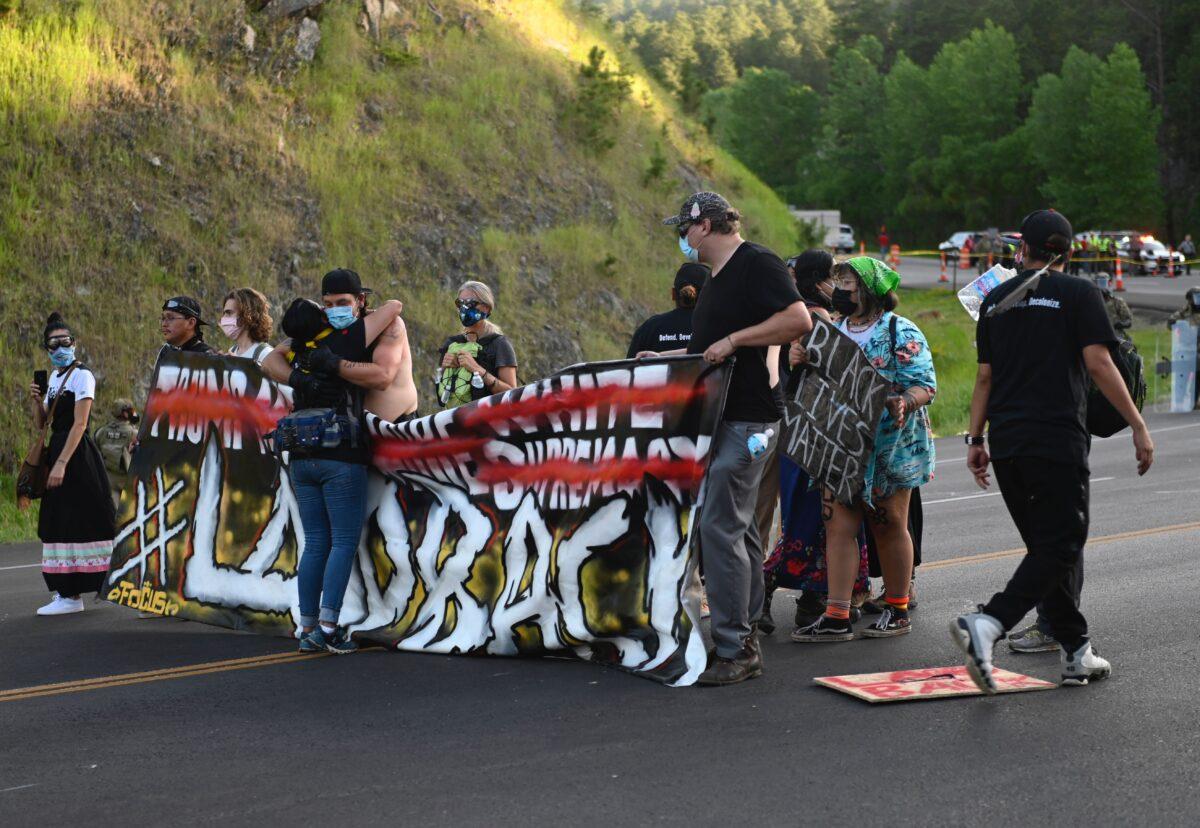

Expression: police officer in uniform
xmin=93 ymin=399 xmax=138 ymax=509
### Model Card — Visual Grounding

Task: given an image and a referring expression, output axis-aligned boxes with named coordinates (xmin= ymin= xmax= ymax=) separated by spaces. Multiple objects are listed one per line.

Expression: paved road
xmin=895 ymin=254 xmax=1198 ymax=312
xmin=1 ymin=413 xmax=1198 ymax=825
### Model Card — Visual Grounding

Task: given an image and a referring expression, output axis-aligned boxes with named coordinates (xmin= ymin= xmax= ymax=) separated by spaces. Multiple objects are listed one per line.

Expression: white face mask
xmin=219 ymin=317 xmax=242 ymax=340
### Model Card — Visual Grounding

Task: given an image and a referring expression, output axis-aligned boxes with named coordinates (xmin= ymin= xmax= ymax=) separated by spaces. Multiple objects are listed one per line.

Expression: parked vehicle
xmin=1115 ymin=234 xmax=1185 ymax=275
xmin=788 ymin=208 xmax=841 ymax=250
xmin=835 ymin=223 xmax=855 ymax=254
xmin=939 ymin=231 xmax=977 ymax=254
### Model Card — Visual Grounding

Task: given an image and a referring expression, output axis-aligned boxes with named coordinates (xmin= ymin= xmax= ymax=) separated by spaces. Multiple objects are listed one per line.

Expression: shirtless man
xmin=264 ymin=271 xmax=419 ymax=423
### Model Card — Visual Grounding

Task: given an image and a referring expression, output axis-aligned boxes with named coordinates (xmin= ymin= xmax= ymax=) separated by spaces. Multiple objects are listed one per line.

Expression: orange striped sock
xmin=885 ymin=594 xmax=909 ymax=611
xmin=824 ymin=599 xmax=851 ymax=621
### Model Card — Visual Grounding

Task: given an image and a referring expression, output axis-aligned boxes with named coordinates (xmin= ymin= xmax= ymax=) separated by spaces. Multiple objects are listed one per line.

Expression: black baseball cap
xmin=321 ymin=268 xmax=372 ymax=296
xmin=1018 ymin=209 xmax=1073 ymax=254
xmin=663 ymin=192 xmax=737 ymax=227
xmin=673 ymin=262 xmax=709 ymax=292
xmin=162 ymin=296 xmax=207 ymax=325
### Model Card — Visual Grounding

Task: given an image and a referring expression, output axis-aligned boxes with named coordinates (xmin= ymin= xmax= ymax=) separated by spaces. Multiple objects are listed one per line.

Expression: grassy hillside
xmin=0 ymin=0 xmax=801 ymax=468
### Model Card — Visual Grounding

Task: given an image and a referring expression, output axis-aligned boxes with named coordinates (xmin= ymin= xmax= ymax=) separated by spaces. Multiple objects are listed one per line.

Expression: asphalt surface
xmin=1 ymin=413 xmax=1198 ymax=825
xmin=896 ymin=254 xmax=1199 ymax=312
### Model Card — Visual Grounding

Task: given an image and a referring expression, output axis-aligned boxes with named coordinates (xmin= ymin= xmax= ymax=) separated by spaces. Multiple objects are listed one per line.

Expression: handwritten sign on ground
xmin=815 ymin=666 xmax=1055 ymax=703
xmin=781 ymin=319 xmax=889 ymax=505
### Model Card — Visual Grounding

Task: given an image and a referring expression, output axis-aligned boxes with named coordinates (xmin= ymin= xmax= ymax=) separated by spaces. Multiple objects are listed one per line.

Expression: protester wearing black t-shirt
xmin=627 ymin=262 xmax=709 ymax=358
xmin=952 ymin=210 xmax=1154 ymax=694
xmin=436 ymin=281 xmax=518 ymax=409
xmin=657 ymin=192 xmax=810 ymax=686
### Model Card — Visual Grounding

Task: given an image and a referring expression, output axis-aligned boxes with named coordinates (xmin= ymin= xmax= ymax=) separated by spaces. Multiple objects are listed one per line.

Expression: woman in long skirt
xmin=29 ymin=312 xmax=116 ymax=616
xmin=763 ymin=251 xmax=871 ymax=632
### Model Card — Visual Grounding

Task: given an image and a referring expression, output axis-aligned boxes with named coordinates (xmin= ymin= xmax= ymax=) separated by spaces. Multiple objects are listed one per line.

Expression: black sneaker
xmin=791 ymin=614 xmax=854 ymax=643
xmin=794 ymin=591 xmax=826 ymax=627
xmin=861 ymin=606 xmax=911 ymax=638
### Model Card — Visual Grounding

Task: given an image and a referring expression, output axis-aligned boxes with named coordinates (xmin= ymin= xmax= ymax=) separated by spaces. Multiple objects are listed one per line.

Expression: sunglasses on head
xmin=455 ymin=298 xmax=481 ymax=310
xmin=46 ymin=335 xmax=74 ymax=349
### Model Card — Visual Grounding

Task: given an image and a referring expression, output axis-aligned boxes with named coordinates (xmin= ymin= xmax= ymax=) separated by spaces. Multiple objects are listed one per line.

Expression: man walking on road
xmin=651 ymin=192 xmax=811 ymax=685
xmin=951 ymin=209 xmax=1154 ymax=693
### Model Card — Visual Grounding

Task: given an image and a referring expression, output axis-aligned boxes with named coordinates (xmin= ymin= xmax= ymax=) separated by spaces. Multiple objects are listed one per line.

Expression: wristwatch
xmin=964 ymin=434 xmax=985 ymax=446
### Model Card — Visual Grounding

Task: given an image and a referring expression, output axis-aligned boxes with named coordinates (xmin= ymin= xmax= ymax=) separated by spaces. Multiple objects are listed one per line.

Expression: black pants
xmin=982 ymin=457 xmax=1090 ymax=652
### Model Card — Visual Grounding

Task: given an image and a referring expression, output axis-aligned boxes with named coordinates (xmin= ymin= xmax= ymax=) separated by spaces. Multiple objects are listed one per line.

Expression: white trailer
xmin=789 ymin=208 xmax=841 ymax=249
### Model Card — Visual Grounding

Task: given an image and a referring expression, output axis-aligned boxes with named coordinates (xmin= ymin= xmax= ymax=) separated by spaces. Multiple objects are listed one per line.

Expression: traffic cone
xmin=988 ymin=252 xmax=994 ymax=269
xmin=1114 ymin=256 xmax=1125 ymax=292
xmin=939 ymin=251 xmax=949 ymax=283
xmin=1169 ymin=248 xmax=1176 ymax=278
xmin=859 ymin=241 xmax=866 ymax=256
xmin=890 ymin=244 xmax=900 ymax=268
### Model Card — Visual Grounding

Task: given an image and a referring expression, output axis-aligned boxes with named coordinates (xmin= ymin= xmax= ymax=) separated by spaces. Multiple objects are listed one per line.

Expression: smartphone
xmin=33 ymin=370 xmax=48 ymax=396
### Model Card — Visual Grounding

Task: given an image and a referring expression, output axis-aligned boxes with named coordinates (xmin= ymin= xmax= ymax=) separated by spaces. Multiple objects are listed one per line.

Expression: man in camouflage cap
xmin=94 ymin=398 xmax=139 ymax=509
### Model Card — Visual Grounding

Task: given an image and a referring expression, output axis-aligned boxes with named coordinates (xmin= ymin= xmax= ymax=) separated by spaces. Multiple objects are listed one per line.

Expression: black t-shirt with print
xmin=626 ymin=307 xmax=694 ymax=358
xmin=687 ymin=241 xmax=801 ymax=422
xmin=438 ymin=333 xmax=518 ymax=401
xmin=977 ymin=270 xmax=1117 ymax=468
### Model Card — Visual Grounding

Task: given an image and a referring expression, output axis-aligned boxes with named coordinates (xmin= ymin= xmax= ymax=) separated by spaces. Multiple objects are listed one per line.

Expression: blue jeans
xmin=290 ymin=458 xmax=368 ymax=628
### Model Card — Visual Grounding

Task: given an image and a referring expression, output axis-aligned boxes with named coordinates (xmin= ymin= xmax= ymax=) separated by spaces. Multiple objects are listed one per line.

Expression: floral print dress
xmin=843 ymin=311 xmax=937 ymax=501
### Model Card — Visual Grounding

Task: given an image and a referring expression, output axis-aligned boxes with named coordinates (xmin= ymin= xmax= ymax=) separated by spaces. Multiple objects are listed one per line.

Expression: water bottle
xmin=747 ymin=428 xmax=775 ymax=458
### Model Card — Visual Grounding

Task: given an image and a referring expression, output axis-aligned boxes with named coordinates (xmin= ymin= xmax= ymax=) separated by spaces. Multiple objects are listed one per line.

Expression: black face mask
xmin=831 ymin=288 xmax=859 ymax=317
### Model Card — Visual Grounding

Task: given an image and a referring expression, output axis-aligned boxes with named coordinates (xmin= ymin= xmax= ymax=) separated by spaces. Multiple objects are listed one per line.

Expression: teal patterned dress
xmin=840 ymin=312 xmax=937 ymax=501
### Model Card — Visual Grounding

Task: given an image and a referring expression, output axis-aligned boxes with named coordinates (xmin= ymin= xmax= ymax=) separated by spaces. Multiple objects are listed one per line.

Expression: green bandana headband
xmin=847 ymin=256 xmax=901 ymax=297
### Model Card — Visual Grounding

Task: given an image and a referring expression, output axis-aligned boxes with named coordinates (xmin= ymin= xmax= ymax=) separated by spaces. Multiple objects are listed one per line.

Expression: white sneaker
xmin=949 ymin=610 xmax=1005 ymax=694
xmin=37 ymin=594 xmax=85 ymax=616
xmin=1061 ymin=641 xmax=1111 ymax=687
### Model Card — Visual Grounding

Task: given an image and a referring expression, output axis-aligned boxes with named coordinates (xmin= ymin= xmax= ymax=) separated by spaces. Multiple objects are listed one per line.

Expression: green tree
xmin=700 ymin=68 xmax=820 ymax=195
xmin=1026 ymin=46 xmax=1105 ymax=222
xmin=571 ymin=46 xmax=632 ymax=153
xmin=795 ymin=38 xmax=886 ymax=235
xmin=1081 ymin=44 xmax=1163 ymax=228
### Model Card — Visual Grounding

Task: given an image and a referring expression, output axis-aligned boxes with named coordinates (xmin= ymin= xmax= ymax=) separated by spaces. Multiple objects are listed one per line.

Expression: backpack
xmin=1086 ymin=339 xmax=1146 ymax=438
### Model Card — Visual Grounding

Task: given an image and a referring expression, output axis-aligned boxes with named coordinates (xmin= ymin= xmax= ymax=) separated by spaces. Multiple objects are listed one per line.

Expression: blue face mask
xmin=458 ymin=305 xmax=487 ymax=327
xmin=679 ymin=233 xmax=700 ymax=263
xmin=50 ymin=346 xmax=75 ymax=368
xmin=324 ymin=305 xmax=357 ymax=330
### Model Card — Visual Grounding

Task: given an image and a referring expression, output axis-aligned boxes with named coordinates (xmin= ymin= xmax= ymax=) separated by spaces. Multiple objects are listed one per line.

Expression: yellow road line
xmin=923 ymin=521 xmax=1200 ymax=571
xmin=4 ymin=521 xmax=1198 ymax=703
xmin=0 ymin=650 xmax=327 ymax=703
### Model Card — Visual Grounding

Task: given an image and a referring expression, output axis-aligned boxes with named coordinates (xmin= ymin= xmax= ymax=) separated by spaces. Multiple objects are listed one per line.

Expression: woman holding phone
xmin=27 ymin=312 xmax=116 ymax=616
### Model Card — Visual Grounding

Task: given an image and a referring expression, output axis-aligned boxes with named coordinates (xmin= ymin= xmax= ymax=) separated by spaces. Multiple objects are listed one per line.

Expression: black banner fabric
xmin=780 ymin=319 xmax=890 ymax=505
xmin=104 ymin=352 xmax=729 ymax=685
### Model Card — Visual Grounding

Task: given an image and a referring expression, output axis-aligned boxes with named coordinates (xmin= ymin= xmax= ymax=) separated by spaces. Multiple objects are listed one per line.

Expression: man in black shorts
xmin=650 ymin=192 xmax=811 ymax=685
xmin=951 ymin=209 xmax=1154 ymax=692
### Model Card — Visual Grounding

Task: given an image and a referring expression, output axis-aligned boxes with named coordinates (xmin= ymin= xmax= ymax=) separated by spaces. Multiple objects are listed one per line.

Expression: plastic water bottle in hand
xmin=747 ymin=428 xmax=775 ymax=458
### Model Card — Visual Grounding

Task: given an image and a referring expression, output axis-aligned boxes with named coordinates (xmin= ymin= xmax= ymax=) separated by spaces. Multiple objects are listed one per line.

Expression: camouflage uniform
xmin=94 ymin=398 xmax=137 ymax=509
xmin=1167 ymin=288 xmax=1200 ymax=328
xmin=1103 ymin=294 xmax=1133 ymax=336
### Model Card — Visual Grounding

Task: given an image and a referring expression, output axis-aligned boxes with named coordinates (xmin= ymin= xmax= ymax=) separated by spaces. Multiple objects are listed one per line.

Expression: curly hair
xmin=224 ymin=288 xmax=273 ymax=343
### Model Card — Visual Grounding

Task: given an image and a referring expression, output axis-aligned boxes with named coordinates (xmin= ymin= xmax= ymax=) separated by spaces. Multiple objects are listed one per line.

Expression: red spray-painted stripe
xmin=145 ymin=388 xmax=285 ymax=434
xmin=372 ymin=436 xmax=489 ymax=465
xmin=459 ymin=384 xmax=701 ymax=429
xmin=475 ymin=458 xmax=705 ymax=488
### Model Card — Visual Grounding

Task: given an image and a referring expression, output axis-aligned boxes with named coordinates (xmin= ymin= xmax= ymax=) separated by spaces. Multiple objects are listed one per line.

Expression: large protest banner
xmin=104 ymin=352 xmax=729 ymax=685
xmin=780 ymin=319 xmax=890 ymax=504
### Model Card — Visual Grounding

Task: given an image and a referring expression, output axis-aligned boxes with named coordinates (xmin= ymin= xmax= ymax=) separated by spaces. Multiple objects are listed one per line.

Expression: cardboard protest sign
xmin=104 ymin=352 xmax=730 ymax=685
xmin=781 ymin=319 xmax=890 ymax=504
xmin=815 ymin=666 xmax=1055 ymax=703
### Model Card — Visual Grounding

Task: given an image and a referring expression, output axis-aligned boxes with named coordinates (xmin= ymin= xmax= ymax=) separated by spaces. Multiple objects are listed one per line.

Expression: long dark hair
xmin=792 ymin=250 xmax=834 ymax=310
